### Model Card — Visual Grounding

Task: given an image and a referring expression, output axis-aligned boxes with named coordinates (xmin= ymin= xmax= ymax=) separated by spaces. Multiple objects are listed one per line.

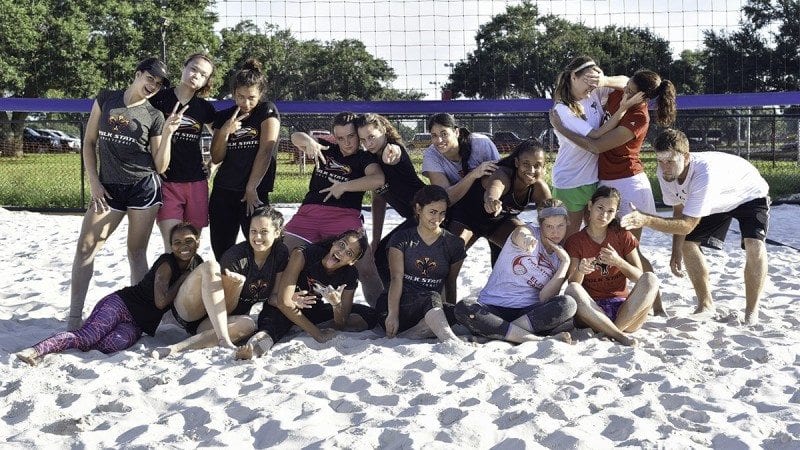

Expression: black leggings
xmin=209 ymin=186 xmax=270 ymax=260
xmin=256 ymin=301 xmax=378 ymax=342
xmin=455 ymin=295 xmax=577 ymax=340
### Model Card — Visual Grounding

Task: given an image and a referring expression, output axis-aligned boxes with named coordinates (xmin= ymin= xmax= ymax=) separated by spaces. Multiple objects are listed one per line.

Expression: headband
xmin=539 ymin=206 xmax=568 ymax=219
xmin=572 ymin=61 xmax=596 ymax=74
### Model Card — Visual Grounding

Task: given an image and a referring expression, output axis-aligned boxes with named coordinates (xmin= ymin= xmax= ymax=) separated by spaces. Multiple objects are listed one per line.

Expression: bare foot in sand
xmin=744 ymin=308 xmax=759 ymax=325
xmin=234 ymin=344 xmax=254 ymax=360
xmin=151 ymin=347 xmax=171 ymax=360
xmin=15 ymin=348 xmax=40 ymax=366
xmin=693 ymin=303 xmax=715 ymax=316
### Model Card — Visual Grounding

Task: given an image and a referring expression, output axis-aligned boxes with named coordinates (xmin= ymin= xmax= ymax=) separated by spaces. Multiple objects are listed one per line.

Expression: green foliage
xmin=215 ymin=22 xmax=423 ymax=101
xmin=701 ymin=0 xmax=800 ymax=93
xmin=444 ymin=1 xmax=675 ymax=99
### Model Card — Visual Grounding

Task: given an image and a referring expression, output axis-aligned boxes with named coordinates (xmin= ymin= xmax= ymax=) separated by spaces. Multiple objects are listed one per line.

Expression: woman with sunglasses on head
xmin=208 ymin=58 xmax=280 ymax=260
xmin=236 ymin=230 xmax=378 ymax=358
xmin=17 ymin=223 xmax=203 ymax=366
xmin=550 ymin=56 xmax=644 ymax=238
xmin=550 ymin=69 xmax=677 ymax=316
xmin=68 ymin=57 xmax=186 ymax=331
xmin=455 ymin=200 xmax=576 ymax=344
xmin=150 ymin=53 xmax=217 ymax=252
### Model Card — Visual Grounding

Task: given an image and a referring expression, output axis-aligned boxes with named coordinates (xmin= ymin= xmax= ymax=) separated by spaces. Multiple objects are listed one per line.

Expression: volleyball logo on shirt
xmin=415 ymin=257 xmax=437 ymax=276
xmin=231 ymin=127 xmax=258 ymax=141
xmin=248 ymin=279 xmax=270 ymax=297
xmin=325 ymin=157 xmax=352 ymax=175
xmin=177 ymin=116 xmax=202 ymax=133
xmin=108 ymin=114 xmax=130 ymax=131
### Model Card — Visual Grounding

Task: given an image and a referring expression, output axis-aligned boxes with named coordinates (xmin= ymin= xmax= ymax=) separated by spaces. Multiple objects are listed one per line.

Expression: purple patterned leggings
xmin=33 ymin=293 xmax=142 ymax=357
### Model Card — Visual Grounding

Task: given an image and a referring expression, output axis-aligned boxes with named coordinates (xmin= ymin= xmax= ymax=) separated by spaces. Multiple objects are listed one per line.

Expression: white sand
xmin=1 ymin=205 xmax=799 ymax=448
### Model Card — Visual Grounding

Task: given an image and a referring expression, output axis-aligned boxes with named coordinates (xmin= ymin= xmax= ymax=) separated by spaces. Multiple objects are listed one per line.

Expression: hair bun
xmin=242 ymin=58 xmax=263 ymax=73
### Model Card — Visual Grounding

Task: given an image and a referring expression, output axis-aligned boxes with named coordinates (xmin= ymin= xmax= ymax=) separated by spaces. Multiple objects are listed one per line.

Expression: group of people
xmin=15 ymin=53 xmax=771 ymax=366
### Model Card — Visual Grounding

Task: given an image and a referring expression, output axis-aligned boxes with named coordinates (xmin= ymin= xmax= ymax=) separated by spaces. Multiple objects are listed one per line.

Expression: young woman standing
xmin=208 ymin=59 xmax=280 ymax=260
xmin=150 ymin=53 xmax=217 ymax=251
xmin=69 ymin=57 xmax=185 ymax=331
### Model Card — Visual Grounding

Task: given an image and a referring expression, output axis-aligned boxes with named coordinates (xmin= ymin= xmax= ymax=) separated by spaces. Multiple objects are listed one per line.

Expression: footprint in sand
xmin=180 ymin=406 xmax=217 ymax=439
xmin=2 ymin=400 xmax=33 ymax=426
xmin=378 ymin=429 xmax=414 ymax=448
xmin=93 ymin=400 xmax=132 ymax=414
xmin=601 ymin=414 xmax=635 ymax=442
xmin=253 ymin=420 xmax=289 ymax=448
xmin=404 ymin=358 xmax=437 ymax=372
xmin=494 ymin=410 xmax=535 ymax=430
xmin=718 ymin=354 xmax=752 ymax=368
xmin=331 ymin=375 xmax=371 ymax=393
xmin=438 ymin=407 xmax=468 ymax=426
xmin=224 ymin=401 xmax=260 ymax=425
xmin=357 ymin=390 xmax=399 ymax=407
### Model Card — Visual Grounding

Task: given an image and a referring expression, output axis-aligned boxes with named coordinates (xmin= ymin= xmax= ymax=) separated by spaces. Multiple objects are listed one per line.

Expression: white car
xmin=36 ymin=128 xmax=81 ymax=152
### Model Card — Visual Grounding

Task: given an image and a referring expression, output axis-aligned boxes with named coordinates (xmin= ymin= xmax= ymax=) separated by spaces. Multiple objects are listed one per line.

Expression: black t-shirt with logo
xmin=219 ymin=240 xmax=289 ymax=316
xmin=212 ymin=101 xmax=280 ymax=193
xmin=149 ymin=88 xmax=216 ymax=182
xmin=294 ymin=243 xmax=359 ymax=297
xmin=302 ymin=140 xmax=379 ymax=211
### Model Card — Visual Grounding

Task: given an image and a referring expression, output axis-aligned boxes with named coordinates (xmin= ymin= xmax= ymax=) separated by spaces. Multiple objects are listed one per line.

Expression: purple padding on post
xmin=2 ymin=92 xmax=799 ymax=113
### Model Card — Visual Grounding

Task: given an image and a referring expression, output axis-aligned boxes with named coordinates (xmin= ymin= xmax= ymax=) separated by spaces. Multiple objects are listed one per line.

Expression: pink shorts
xmin=157 ymin=180 xmax=209 ymax=228
xmin=284 ymin=204 xmax=363 ymax=243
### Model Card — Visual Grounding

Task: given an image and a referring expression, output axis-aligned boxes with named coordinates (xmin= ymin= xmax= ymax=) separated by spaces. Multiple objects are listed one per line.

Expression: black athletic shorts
xmin=686 ymin=197 xmax=769 ymax=250
xmin=104 ymin=173 xmax=162 ymax=212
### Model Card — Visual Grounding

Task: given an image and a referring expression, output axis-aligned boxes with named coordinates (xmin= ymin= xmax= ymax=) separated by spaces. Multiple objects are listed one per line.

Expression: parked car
xmin=491 ymin=131 xmax=524 ymax=153
xmin=686 ymin=129 xmax=720 ymax=152
xmin=22 ymin=128 xmax=60 ymax=153
xmin=409 ymin=132 xmax=431 ymax=150
xmin=200 ymin=130 xmax=212 ymax=163
xmin=36 ymin=128 xmax=81 ymax=152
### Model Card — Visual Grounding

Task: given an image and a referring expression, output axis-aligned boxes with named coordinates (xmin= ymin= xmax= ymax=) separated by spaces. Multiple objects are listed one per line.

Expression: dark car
xmin=23 ymin=128 xmax=60 ymax=153
xmin=491 ymin=131 xmax=524 ymax=153
xmin=686 ymin=129 xmax=720 ymax=152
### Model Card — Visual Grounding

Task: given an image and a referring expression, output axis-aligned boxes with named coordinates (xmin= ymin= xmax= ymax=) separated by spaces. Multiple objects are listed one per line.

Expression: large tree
xmin=215 ymin=21 xmax=423 ymax=101
xmin=444 ymin=1 xmax=675 ymax=99
xmin=0 ymin=0 xmax=217 ymax=155
xmin=701 ymin=0 xmax=800 ymax=93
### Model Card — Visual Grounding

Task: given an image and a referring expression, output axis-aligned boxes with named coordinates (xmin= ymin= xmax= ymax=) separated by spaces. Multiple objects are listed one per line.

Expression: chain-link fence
xmin=0 ymin=118 xmax=86 ymax=210
xmin=1 ymin=109 xmax=798 ymax=211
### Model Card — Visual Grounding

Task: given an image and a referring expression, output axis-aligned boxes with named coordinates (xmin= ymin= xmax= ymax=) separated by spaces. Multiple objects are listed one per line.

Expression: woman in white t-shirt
xmin=550 ymin=56 xmax=643 ymax=237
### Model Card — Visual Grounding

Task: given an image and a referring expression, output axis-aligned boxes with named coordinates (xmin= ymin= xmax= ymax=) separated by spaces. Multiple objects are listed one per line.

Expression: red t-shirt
xmin=599 ymin=90 xmax=648 ymax=180
xmin=565 ymin=226 xmax=638 ymax=299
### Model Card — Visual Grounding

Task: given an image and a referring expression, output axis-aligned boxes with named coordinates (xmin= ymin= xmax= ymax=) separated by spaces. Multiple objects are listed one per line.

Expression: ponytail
xmin=631 ymin=69 xmax=677 ymax=127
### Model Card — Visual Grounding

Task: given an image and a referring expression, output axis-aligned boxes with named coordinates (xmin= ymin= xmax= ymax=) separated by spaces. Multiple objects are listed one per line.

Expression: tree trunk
xmin=0 ymin=112 xmax=28 ymax=157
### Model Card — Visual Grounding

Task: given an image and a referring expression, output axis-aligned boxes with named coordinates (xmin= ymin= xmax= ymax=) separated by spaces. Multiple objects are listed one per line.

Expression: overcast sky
xmin=212 ymin=0 xmax=747 ymax=98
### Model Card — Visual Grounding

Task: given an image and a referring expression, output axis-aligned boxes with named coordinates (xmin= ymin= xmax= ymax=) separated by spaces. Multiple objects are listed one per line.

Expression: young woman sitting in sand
xmin=376 ymin=185 xmax=467 ymax=342
xmin=16 ymin=223 xmax=204 ymax=366
xmin=454 ymin=199 xmax=576 ymax=344
xmin=564 ymin=186 xmax=659 ymax=346
xmin=152 ymin=207 xmax=289 ymax=358
xmin=236 ymin=230 xmax=379 ymax=359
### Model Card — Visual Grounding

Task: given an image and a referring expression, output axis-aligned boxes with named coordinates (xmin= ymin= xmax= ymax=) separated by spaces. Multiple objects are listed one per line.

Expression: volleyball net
xmin=1 ymin=93 xmax=799 ymax=211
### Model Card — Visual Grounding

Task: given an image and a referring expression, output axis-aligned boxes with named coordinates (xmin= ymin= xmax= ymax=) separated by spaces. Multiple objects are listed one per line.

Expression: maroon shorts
xmin=157 ymin=180 xmax=209 ymax=228
xmin=284 ymin=204 xmax=363 ymax=243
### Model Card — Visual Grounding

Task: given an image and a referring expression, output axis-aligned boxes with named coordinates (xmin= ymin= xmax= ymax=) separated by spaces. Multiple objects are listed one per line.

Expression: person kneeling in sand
xmin=376 ymin=185 xmax=467 ymax=342
xmin=16 ymin=223 xmax=203 ymax=366
xmin=455 ymin=200 xmax=576 ymax=344
xmin=620 ymin=129 xmax=769 ymax=324
xmin=564 ymin=186 xmax=659 ymax=346
xmin=152 ymin=207 xmax=289 ymax=358
xmin=236 ymin=230 xmax=378 ymax=359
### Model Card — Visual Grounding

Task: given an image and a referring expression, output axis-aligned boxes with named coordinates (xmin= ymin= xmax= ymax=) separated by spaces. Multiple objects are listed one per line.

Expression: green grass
xmin=0 ymin=150 xmax=796 ymax=209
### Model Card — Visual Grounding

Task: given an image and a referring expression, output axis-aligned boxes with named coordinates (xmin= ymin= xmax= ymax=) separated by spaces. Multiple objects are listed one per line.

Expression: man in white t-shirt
xmin=620 ymin=129 xmax=769 ymax=324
